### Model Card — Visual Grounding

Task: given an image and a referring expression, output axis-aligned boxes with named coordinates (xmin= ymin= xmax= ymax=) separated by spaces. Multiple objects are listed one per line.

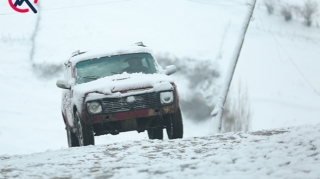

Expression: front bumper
xmin=85 ymin=91 xmax=176 ymax=124
xmin=89 ymin=104 xmax=175 ymax=123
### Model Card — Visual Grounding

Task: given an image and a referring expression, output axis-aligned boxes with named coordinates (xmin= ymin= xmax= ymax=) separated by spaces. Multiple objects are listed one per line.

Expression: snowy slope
xmin=1 ymin=124 xmax=320 ymax=179
xmin=234 ymin=3 xmax=320 ymax=130
xmin=1 ymin=0 xmax=320 ymax=157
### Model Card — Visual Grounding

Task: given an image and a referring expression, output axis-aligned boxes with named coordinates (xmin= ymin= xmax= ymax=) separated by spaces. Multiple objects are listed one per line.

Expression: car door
xmin=62 ymin=63 xmax=74 ymax=127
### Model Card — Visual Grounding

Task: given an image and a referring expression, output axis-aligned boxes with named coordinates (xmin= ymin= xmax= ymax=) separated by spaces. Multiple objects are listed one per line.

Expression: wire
xmin=0 ymin=0 xmax=250 ymax=16
xmin=187 ymin=0 xmax=247 ymax=6
xmin=258 ymin=16 xmax=320 ymax=97
xmin=0 ymin=12 xmax=15 ymax=16
xmin=41 ymin=0 xmax=131 ymax=11
xmin=258 ymin=18 xmax=288 ymax=63
xmin=0 ymin=0 xmax=131 ymax=16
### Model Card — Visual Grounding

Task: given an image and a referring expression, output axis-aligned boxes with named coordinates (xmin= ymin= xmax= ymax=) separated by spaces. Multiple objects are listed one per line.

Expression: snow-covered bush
xmin=263 ymin=0 xmax=319 ymax=27
xmin=186 ymin=61 xmax=219 ymax=87
xmin=32 ymin=63 xmax=63 ymax=79
xmin=180 ymin=93 xmax=213 ymax=122
xmin=301 ymin=0 xmax=318 ymax=27
xmin=156 ymin=53 xmax=252 ymax=131
xmin=156 ymin=53 xmax=220 ymax=122
xmin=264 ymin=0 xmax=275 ymax=15
xmin=281 ymin=4 xmax=293 ymax=21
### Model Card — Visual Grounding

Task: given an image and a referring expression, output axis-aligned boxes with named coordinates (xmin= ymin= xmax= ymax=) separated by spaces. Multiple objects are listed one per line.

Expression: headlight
xmin=87 ymin=101 xmax=102 ymax=114
xmin=160 ymin=91 xmax=174 ymax=105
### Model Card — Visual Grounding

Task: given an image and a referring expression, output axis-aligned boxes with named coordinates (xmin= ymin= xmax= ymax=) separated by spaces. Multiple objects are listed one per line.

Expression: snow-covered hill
xmin=1 ymin=124 xmax=320 ymax=179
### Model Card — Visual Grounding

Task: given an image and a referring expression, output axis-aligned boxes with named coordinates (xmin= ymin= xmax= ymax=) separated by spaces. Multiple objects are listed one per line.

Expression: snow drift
xmin=1 ymin=123 xmax=320 ymax=178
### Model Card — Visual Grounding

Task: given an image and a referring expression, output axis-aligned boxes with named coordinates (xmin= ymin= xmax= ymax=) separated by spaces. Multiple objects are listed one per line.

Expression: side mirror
xmin=56 ymin=80 xmax=71 ymax=89
xmin=164 ymin=65 xmax=177 ymax=75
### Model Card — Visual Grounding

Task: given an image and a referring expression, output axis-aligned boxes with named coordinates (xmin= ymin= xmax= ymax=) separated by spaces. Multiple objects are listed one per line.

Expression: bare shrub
xmin=155 ymin=54 xmax=219 ymax=81
xmin=221 ymin=82 xmax=251 ymax=133
xmin=301 ymin=0 xmax=318 ymax=26
xmin=264 ymin=0 xmax=275 ymax=15
xmin=186 ymin=61 xmax=220 ymax=88
xmin=155 ymin=53 xmax=220 ymax=122
xmin=180 ymin=93 xmax=213 ymax=122
xmin=291 ymin=5 xmax=302 ymax=18
xmin=281 ymin=4 xmax=293 ymax=21
xmin=0 ymin=34 xmax=27 ymax=43
xmin=32 ymin=63 xmax=63 ymax=79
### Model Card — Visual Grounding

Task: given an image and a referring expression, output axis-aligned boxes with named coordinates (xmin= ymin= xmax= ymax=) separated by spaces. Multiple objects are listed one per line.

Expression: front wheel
xmin=66 ymin=126 xmax=79 ymax=147
xmin=147 ymin=128 xmax=163 ymax=140
xmin=165 ymin=108 xmax=183 ymax=139
xmin=75 ymin=111 xmax=95 ymax=146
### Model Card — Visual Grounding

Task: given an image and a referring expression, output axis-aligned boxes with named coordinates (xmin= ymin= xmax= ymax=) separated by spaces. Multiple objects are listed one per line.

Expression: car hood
xmin=72 ymin=73 xmax=174 ymax=102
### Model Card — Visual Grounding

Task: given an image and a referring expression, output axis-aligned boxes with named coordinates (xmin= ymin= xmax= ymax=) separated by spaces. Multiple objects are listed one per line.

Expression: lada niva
xmin=56 ymin=43 xmax=183 ymax=147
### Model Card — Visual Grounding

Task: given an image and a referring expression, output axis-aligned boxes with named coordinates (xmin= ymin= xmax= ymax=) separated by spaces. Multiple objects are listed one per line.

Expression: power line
xmin=0 ymin=0 xmax=131 ymax=16
xmin=187 ymin=0 xmax=247 ymax=6
xmin=0 ymin=0 xmax=250 ymax=16
xmin=258 ymin=17 xmax=320 ymax=97
xmin=0 ymin=12 xmax=15 ymax=16
xmin=42 ymin=0 xmax=131 ymax=11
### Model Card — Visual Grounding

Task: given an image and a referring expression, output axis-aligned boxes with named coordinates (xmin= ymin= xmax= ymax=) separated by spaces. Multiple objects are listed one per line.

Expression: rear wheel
xmin=75 ymin=111 xmax=95 ymax=146
xmin=147 ymin=128 xmax=163 ymax=139
xmin=66 ymin=126 xmax=79 ymax=147
xmin=165 ymin=108 xmax=183 ymax=139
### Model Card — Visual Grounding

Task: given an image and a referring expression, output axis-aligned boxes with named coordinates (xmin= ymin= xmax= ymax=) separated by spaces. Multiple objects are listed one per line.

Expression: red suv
xmin=56 ymin=43 xmax=183 ymax=147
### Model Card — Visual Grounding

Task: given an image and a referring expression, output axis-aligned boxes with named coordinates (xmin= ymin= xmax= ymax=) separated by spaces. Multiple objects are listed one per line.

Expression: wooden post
xmin=210 ymin=0 xmax=257 ymax=133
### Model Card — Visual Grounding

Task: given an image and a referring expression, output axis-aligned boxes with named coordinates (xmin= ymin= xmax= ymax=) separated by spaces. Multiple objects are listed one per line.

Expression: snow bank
xmin=1 ymin=123 xmax=319 ymax=178
xmin=1 ymin=0 xmax=320 ymax=156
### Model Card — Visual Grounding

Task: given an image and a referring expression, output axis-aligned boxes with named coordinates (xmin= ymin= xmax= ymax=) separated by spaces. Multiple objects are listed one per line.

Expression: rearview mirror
xmin=56 ymin=80 xmax=71 ymax=89
xmin=165 ymin=65 xmax=177 ymax=75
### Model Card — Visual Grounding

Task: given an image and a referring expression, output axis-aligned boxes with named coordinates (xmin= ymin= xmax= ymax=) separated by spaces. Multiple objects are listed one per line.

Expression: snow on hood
xmin=72 ymin=73 xmax=174 ymax=106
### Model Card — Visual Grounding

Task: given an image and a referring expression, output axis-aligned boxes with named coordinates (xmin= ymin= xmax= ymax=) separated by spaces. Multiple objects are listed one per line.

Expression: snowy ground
xmin=1 ymin=124 xmax=320 ymax=179
xmin=1 ymin=0 xmax=320 ymax=178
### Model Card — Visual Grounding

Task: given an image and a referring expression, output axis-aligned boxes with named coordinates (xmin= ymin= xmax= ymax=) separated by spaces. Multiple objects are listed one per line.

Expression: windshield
xmin=75 ymin=53 xmax=158 ymax=84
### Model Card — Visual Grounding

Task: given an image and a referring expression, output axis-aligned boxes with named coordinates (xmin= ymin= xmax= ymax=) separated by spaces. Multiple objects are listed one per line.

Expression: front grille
xmin=101 ymin=92 xmax=160 ymax=113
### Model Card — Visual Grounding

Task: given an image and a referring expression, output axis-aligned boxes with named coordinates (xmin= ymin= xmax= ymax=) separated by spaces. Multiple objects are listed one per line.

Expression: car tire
xmin=165 ymin=108 xmax=183 ymax=139
xmin=66 ymin=126 xmax=79 ymax=147
xmin=75 ymin=111 xmax=95 ymax=146
xmin=147 ymin=128 xmax=163 ymax=140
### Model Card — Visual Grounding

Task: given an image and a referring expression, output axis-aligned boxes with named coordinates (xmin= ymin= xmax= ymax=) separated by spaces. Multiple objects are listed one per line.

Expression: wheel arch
xmin=73 ymin=105 xmax=78 ymax=116
xmin=61 ymin=112 xmax=67 ymax=126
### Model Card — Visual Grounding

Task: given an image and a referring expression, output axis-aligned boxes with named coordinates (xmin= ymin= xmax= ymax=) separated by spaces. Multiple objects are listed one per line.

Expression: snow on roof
xmin=66 ymin=45 xmax=154 ymax=65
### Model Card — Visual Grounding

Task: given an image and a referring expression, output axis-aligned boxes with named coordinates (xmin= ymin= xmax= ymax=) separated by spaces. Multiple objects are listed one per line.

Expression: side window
xmin=64 ymin=65 xmax=68 ymax=80
xmin=65 ymin=64 xmax=72 ymax=81
xmin=141 ymin=58 xmax=148 ymax=68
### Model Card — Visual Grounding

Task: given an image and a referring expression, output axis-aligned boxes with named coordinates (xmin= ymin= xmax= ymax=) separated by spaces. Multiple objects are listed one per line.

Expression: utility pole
xmin=210 ymin=0 xmax=257 ymax=133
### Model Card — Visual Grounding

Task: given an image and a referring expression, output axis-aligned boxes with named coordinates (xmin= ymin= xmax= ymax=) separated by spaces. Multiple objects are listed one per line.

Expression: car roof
xmin=66 ymin=45 xmax=153 ymax=66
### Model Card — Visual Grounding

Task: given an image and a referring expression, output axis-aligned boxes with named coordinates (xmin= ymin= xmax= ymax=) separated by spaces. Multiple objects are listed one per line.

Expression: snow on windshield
xmin=75 ymin=53 xmax=158 ymax=84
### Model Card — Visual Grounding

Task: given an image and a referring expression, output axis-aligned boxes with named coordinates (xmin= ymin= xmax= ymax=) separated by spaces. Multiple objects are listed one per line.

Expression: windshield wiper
xmin=82 ymin=76 xmax=101 ymax=79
